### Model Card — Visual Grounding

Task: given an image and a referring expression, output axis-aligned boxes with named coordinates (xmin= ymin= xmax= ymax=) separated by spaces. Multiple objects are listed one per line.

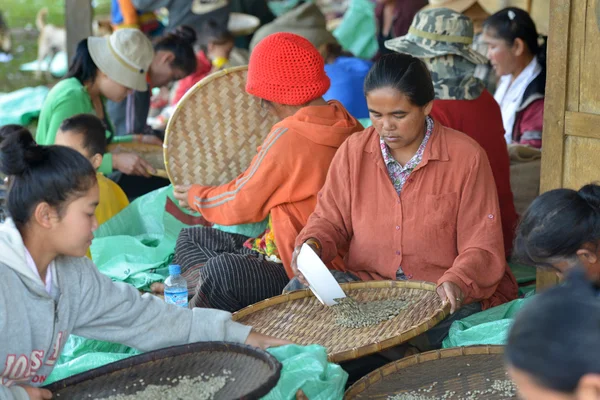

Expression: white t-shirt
xmin=24 ymin=248 xmax=54 ymax=294
xmin=494 ymin=58 xmax=542 ymax=144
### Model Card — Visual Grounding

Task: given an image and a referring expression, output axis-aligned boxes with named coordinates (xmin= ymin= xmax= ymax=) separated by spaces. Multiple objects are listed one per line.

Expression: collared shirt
xmin=494 ymin=58 xmax=542 ymax=144
xmin=380 ymin=116 xmax=434 ymax=195
xmin=25 ymin=248 xmax=53 ymax=295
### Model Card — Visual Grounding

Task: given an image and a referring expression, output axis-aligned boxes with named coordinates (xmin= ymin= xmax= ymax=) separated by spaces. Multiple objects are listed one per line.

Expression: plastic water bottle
xmin=164 ymin=264 xmax=188 ymax=308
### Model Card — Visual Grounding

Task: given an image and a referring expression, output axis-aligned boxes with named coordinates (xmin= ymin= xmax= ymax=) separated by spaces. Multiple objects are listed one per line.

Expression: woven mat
xmin=233 ymin=281 xmax=448 ymax=363
xmin=345 ymin=346 xmax=510 ymax=399
xmin=44 ymin=342 xmax=281 ymax=400
xmin=164 ymin=66 xmax=279 ymax=186
xmin=107 ymin=142 xmax=166 ymax=178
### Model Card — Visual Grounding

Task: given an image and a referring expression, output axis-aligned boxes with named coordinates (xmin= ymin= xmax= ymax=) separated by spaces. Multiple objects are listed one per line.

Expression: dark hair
xmin=514 ymin=184 xmax=600 ymax=269
xmin=154 ymin=25 xmax=198 ymax=76
xmin=65 ymin=38 xmax=99 ymax=84
xmin=506 ymin=267 xmax=600 ymax=393
xmin=203 ymin=19 xmax=234 ymax=45
xmin=483 ymin=7 xmax=547 ymax=66
xmin=0 ymin=124 xmax=26 ymax=144
xmin=364 ymin=53 xmax=434 ymax=107
xmin=0 ymin=128 xmax=96 ymax=228
xmin=59 ymin=114 xmax=107 ymax=156
xmin=323 ymin=43 xmax=354 ymax=63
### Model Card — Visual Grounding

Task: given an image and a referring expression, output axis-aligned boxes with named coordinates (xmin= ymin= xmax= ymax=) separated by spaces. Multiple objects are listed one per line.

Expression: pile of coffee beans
xmin=332 ymin=296 xmax=411 ymax=328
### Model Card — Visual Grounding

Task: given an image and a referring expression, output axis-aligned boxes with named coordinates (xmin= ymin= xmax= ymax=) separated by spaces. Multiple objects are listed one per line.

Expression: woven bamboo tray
xmin=345 ymin=346 xmax=510 ymax=399
xmin=164 ymin=66 xmax=279 ymax=186
xmin=44 ymin=342 xmax=281 ymax=400
xmin=107 ymin=142 xmax=167 ymax=178
xmin=233 ymin=281 xmax=449 ymax=363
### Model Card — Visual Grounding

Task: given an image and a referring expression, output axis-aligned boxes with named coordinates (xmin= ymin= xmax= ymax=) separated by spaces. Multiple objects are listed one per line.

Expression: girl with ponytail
xmin=0 ymin=129 xmax=286 ymax=398
xmin=514 ymin=183 xmax=600 ymax=283
xmin=482 ymin=7 xmax=547 ymax=148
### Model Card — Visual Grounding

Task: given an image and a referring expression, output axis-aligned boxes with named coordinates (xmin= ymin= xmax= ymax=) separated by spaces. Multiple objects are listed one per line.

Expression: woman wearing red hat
xmin=173 ymin=33 xmax=363 ymax=312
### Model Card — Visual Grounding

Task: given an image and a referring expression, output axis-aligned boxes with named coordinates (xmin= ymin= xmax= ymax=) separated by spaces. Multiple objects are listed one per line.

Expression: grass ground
xmin=0 ymin=0 xmax=111 ymax=93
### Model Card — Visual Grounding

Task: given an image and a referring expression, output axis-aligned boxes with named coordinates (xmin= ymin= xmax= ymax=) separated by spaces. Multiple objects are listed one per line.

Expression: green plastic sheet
xmin=45 ymin=336 xmax=140 ymax=385
xmin=442 ymin=297 xmax=533 ymax=349
xmin=90 ymin=185 xmax=267 ymax=291
xmin=263 ymin=345 xmax=347 ymax=400
xmin=0 ymin=86 xmax=49 ymax=126
xmin=333 ymin=0 xmax=378 ymax=60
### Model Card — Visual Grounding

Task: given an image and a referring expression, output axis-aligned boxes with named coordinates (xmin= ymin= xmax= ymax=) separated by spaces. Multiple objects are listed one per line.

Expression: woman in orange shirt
xmin=290 ymin=53 xmax=518 ymax=351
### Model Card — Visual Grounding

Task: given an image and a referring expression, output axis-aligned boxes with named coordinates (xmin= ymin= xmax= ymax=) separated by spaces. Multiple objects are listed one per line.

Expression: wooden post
xmin=526 ymin=0 xmax=533 ymax=13
xmin=65 ymin=0 xmax=93 ymax=62
xmin=536 ymin=0 xmax=572 ymax=292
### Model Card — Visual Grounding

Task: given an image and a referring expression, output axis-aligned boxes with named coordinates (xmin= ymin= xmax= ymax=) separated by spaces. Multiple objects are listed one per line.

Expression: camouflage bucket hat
xmin=384 ymin=8 xmax=488 ymax=65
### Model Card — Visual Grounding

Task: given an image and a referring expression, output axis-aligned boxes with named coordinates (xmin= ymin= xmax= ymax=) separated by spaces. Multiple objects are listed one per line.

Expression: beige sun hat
xmin=87 ymin=29 xmax=154 ymax=92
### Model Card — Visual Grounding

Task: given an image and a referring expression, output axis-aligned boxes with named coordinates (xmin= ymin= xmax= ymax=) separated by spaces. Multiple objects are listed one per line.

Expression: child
xmin=170 ymin=21 xmax=249 ymax=106
xmin=514 ymin=183 xmax=600 ymax=284
xmin=506 ymin=268 xmax=600 ymax=399
xmin=0 ymin=129 xmax=287 ymax=399
xmin=55 ymin=114 xmax=129 ymax=233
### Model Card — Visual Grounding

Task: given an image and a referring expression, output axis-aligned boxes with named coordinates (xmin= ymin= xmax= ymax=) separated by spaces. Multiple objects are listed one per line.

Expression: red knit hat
xmin=246 ymin=33 xmax=331 ymax=106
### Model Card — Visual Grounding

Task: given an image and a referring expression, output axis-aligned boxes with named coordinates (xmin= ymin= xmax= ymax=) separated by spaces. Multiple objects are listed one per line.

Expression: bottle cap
xmin=169 ymin=264 xmax=182 ymax=275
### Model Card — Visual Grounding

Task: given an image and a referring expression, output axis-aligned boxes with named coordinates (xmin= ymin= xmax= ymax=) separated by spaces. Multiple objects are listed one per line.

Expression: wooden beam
xmin=65 ymin=0 xmax=93 ymax=62
xmin=537 ymin=0 xmax=572 ymax=292
xmin=564 ymin=111 xmax=600 ymax=140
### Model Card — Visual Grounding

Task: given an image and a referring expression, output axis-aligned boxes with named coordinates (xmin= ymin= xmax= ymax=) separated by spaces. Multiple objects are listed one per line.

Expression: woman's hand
xmin=112 ymin=152 xmax=154 ymax=177
xmin=173 ymin=185 xmax=192 ymax=210
xmin=21 ymin=386 xmax=53 ymax=399
xmin=290 ymin=239 xmax=322 ymax=287
xmin=133 ymin=134 xmax=163 ymax=146
xmin=436 ymin=281 xmax=464 ymax=315
xmin=245 ymin=331 xmax=293 ymax=350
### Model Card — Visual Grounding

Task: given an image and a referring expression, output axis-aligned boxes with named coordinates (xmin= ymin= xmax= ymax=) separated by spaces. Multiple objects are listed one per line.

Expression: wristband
xmin=305 ymin=238 xmax=321 ymax=251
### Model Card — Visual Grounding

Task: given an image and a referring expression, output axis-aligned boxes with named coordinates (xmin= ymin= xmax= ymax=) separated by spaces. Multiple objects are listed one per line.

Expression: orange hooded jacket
xmin=188 ymin=100 xmax=363 ymax=274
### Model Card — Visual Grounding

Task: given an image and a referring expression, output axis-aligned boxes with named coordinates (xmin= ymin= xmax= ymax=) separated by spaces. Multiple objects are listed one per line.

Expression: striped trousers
xmin=174 ymin=226 xmax=290 ymax=312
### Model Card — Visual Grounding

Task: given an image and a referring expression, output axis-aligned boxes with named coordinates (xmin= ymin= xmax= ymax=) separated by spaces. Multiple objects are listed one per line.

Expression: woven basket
xmin=345 ymin=346 xmax=509 ymax=399
xmin=44 ymin=342 xmax=281 ymax=400
xmin=107 ymin=142 xmax=167 ymax=178
xmin=233 ymin=281 xmax=449 ymax=363
xmin=164 ymin=66 xmax=279 ymax=186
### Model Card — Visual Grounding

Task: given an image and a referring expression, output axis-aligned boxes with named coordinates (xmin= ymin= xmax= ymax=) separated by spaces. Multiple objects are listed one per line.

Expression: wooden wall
xmin=536 ymin=0 xmax=600 ymax=289
xmin=480 ymin=0 xmax=550 ymax=34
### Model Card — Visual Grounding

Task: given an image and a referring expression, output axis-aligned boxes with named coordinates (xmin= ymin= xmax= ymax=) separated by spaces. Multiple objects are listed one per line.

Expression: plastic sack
xmin=0 ymin=86 xmax=49 ymax=126
xmin=267 ymin=0 xmax=303 ymax=17
xmin=333 ymin=0 xmax=378 ymax=60
xmin=442 ymin=297 xmax=533 ymax=348
xmin=20 ymin=51 xmax=68 ymax=78
xmin=45 ymin=335 xmax=140 ymax=385
xmin=262 ymin=345 xmax=347 ymax=400
xmin=90 ymin=185 xmax=267 ymax=291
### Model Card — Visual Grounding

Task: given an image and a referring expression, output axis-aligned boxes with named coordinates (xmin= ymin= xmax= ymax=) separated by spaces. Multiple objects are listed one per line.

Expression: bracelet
xmin=305 ymin=238 xmax=322 ymax=251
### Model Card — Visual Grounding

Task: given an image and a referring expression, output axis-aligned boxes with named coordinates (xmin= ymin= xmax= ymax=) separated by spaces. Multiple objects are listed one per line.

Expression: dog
xmin=0 ymin=11 xmax=11 ymax=53
xmin=36 ymin=8 xmax=113 ymax=79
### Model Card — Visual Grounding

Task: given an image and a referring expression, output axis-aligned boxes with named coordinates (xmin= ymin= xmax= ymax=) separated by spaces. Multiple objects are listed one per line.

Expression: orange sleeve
xmin=437 ymin=149 xmax=508 ymax=303
xmin=187 ymin=127 xmax=293 ymax=226
xmin=296 ymin=140 xmax=354 ymax=264
xmin=117 ymin=0 xmax=139 ymax=28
